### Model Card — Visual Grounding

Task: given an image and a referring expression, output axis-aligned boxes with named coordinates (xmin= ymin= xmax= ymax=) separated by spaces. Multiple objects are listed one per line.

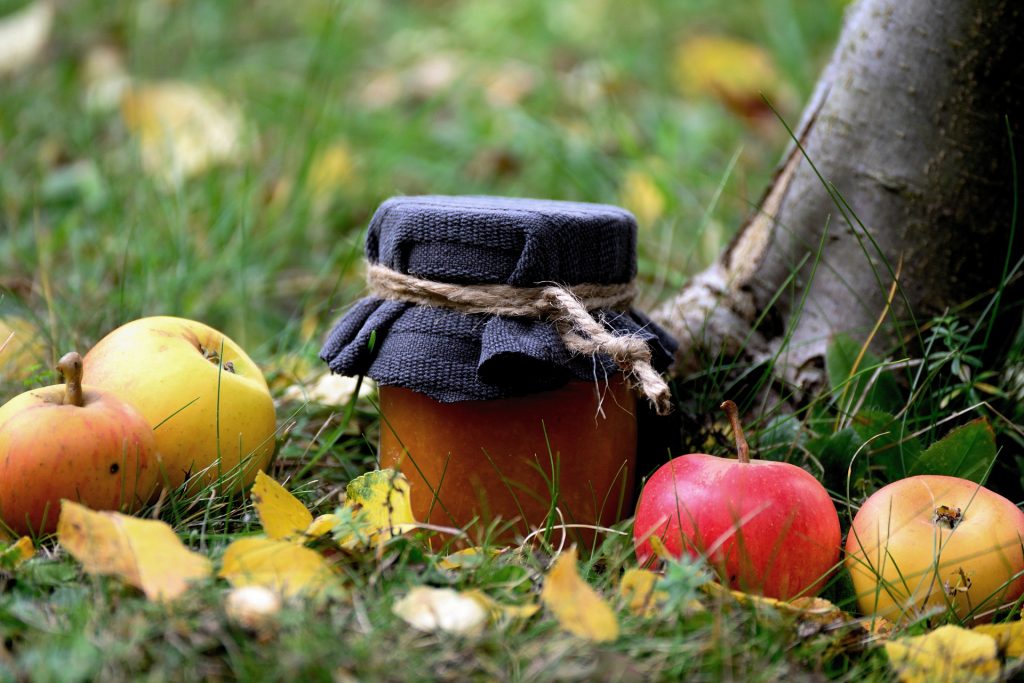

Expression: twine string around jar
xmin=366 ymin=263 xmax=673 ymax=415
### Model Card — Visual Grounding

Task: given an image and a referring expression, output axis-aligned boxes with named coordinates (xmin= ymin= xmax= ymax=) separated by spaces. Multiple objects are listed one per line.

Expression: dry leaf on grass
xmin=619 ymin=568 xmax=669 ymax=617
xmin=57 ymin=500 xmax=211 ymax=602
xmin=0 ymin=0 xmax=53 ymax=77
xmin=307 ymin=142 xmax=358 ymax=206
xmin=619 ymin=169 xmax=665 ymax=229
xmin=219 ymin=537 xmax=338 ymax=599
xmin=120 ymin=81 xmax=247 ymax=184
xmin=393 ymin=586 xmax=537 ymax=635
xmin=393 ymin=586 xmax=489 ymax=635
xmin=250 ymin=471 xmax=337 ymax=541
xmin=973 ymin=620 xmax=1024 ymax=659
xmin=0 ymin=536 xmax=35 ymax=568
xmin=338 ymin=469 xmax=418 ymax=548
xmin=540 ymin=547 xmax=619 ymax=642
xmin=281 ymin=373 xmax=375 ymax=407
xmin=885 ymin=624 xmax=1001 ymax=682
xmin=438 ymin=547 xmax=503 ymax=571
xmin=250 ymin=469 xmax=416 ymax=552
xmin=673 ymin=35 xmax=784 ymax=118
xmin=252 ymin=471 xmax=322 ymax=541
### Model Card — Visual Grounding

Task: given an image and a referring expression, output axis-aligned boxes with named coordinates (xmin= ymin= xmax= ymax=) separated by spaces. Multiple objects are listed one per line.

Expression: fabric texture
xmin=320 ymin=195 xmax=678 ymax=402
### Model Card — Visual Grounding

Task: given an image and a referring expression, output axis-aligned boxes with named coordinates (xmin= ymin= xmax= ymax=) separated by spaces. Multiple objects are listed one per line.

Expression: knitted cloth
xmin=319 ymin=195 xmax=677 ymax=402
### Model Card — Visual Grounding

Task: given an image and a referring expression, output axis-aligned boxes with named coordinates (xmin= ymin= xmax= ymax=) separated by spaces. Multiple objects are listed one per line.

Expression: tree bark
xmin=654 ymin=0 xmax=1023 ymax=396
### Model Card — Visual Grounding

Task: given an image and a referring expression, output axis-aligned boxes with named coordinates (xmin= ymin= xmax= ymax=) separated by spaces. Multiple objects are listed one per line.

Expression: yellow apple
xmin=83 ymin=316 xmax=276 ymax=492
xmin=0 ymin=352 xmax=161 ymax=535
xmin=846 ymin=474 xmax=1024 ymax=623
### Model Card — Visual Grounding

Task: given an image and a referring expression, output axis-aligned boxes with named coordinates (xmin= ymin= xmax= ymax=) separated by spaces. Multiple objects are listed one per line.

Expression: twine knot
xmin=366 ymin=263 xmax=673 ymax=415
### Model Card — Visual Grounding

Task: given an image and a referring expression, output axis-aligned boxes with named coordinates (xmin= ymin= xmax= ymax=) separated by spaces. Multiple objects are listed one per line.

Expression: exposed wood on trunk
xmin=654 ymin=0 xmax=1024 ymax=397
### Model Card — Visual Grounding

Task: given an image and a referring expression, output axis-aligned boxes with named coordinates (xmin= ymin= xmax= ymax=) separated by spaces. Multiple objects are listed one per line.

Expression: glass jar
xmin=379 ymin=377 xmax=637 ymax=540
xmin=321 ymin=195 xmax=676 ymax=543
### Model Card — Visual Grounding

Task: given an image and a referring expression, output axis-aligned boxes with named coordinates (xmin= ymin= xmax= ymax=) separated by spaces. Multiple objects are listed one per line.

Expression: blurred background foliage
xmin=0 ymin=0 xmax=846 ymax=371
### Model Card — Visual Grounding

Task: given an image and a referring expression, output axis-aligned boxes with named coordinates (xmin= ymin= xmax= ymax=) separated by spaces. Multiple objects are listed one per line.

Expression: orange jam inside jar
xmin=319 ymin=196 xmax=677 ymax=544
xmin=379 ymin=377 xmax=637 ymax=541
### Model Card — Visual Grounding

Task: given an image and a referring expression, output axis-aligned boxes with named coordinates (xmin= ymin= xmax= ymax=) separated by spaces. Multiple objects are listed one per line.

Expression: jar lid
xmin=320 ymin=195 xmax=677 ymax=402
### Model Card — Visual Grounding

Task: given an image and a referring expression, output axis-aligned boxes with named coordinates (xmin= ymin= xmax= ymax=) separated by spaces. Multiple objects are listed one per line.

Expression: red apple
xmin=633 ymin=401 xmax=841 ymax=599
xmin=846 ymin=474 xmax=1024 ymax=622
xmin=0 ymin=352 xmax=161 ymax=535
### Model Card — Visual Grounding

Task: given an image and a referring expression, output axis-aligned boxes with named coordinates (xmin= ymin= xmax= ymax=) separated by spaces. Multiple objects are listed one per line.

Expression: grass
xmin=4 ymin=0 xmax=1024 ymax=680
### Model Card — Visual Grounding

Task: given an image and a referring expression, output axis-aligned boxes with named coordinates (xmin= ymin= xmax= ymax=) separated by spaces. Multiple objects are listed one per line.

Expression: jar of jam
xmin=321 ymin=196 xmax=676 ymax=542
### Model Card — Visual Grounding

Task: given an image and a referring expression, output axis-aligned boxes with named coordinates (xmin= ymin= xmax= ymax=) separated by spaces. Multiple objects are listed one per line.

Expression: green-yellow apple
xmin=0 ymin=352 xmax=160 ymax=535
xmin=633 ymin=401 xmax=841 ymax=600
xmin=846 ymin=474 xmax=1024 ymax=622
xmin=84 ymin=316 xmax=276 ymax=492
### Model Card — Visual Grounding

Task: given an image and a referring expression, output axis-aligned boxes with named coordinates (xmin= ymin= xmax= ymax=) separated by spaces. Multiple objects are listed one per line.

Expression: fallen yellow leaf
xmin=673 ymin=35 xmax=782 ymax=118
xmin=884 ymin=624 xmax=1000 ymax=683
xmin=0 ymin=536 xmax=34 ymax=568
xmin=339 ymin=469 xmax=417 ymax=547
xmin=973 ymin=620 xmax=1024 ymax=659
xmin=307 ymin=142 xmax=357 ymax=203
xmin=619 ymin=567 xmax=669 ymax=617
xmin=305 ymin=514 xmax=339 ymax=539
xmin=438 ymin=547 xmax=503 ymax=571
xmin=0 ymin=0 xmax=53 ymax=77
xmin=540 ymin=547 xmax=619 ymax=642
xmin=251 ymin=471 xmax=313 ymax=541
xmin=647 ymin=535 xmax=673 ymax=563
xmin=249 ymin=471 xmax=337 ymax=541
xmin=57 ymin=500 xmax=211 ymax=602
xmin=120 ymin=81 xmax=247 ymax=184
xmin=393 ymin=586 xmax=489 ymax=635
xmin=220 ymin=537 xmax=338 ymax=599
xmin=619 ymin=169 xmax=666 ymax=229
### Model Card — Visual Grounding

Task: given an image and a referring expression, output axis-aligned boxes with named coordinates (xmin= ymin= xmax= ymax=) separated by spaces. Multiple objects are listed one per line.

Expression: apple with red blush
xmin=633 ymin=401 xmax=841 ymax=600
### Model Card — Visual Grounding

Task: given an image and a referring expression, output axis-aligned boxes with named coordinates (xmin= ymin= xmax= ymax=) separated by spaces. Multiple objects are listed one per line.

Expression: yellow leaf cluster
xmin=219 ymin=472 xmax=339 ymax=597
xmin=219 ymin=469 xmax=419 ymax=598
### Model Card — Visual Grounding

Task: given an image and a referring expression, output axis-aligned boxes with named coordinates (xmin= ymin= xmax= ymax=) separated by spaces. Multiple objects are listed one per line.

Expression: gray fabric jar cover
xmin=319 ymin=195 xmax=678 ymax=403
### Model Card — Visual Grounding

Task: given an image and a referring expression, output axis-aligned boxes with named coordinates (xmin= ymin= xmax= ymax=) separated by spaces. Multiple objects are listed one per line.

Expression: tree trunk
xmin=654 ymin=0 xmax=1023 ymax=397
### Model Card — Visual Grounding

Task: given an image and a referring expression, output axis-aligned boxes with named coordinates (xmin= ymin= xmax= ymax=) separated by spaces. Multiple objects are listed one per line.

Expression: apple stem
xmin=720 ymin=400 xmax=750 ymax=464
xmin=57 ymin=351 xmax=85 ymax=407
